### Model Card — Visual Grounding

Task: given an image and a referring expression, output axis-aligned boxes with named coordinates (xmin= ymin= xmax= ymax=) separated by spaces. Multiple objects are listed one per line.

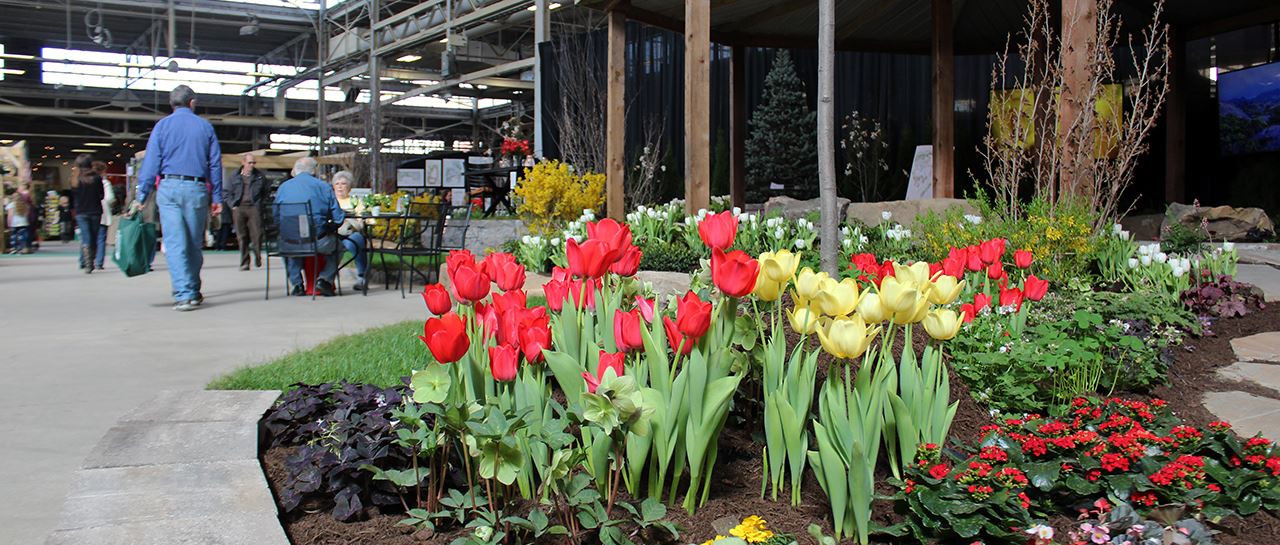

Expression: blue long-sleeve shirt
xmin=274 ymin=173 xmax=345 ymax=228
xmin=136 ymin=107 xmax=223 ymax=204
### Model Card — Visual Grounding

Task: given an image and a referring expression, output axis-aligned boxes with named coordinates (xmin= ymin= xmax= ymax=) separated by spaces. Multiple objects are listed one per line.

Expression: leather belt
xmin=162 ymin=174 xmax=205 ymax=182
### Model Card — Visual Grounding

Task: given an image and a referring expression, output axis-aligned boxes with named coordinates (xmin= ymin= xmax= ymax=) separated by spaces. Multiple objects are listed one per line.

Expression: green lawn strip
xmin=207 ymin=295 xmax=545 ymax=391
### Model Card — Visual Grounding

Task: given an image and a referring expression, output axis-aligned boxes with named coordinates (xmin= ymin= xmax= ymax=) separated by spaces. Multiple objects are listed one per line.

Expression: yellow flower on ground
xmin=923 ymin=308 xmax=962 ymax=341
xmin=858 ymin=292 xmax=888 ymax=323
xmin=759 ymin=250 xmax=801 ymax=284
xmin=813 ymin=277 xmax=861 ymax=317
xmin=787 ymin=307 xmax=820 ymax=335
xmin=928 ymin=274 xmax=965 ymax=305
xmin=729 ymin=515 xmax=776 ymax=543
xmin=794 ymin=267 xmax=828 ymax=300
xmin=753 ymin=274 xmax=784 ymax=302
xmin=878 ymin=276 xmax=919 ymax=313
xmin=816 ymin=315 xmax=881 ymax=360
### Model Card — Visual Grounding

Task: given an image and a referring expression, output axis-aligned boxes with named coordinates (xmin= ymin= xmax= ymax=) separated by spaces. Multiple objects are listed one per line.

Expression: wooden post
xmin=533 ymin=0 xmax=549 ymax=158
xmin=605 ymin=8 xmax=627 ymax=220
xmin=817 ymin=0 xmax=838 ymax=274
xmin=931 ymin=0 xmax=955 ymax=199
xmin=729 ymin=44 xmax=746 ymax=210
xmin=1059 ymin=0 xmax=1097 ymax=196
xmin=1165 ymin=26 xmax=1185 ymax=205
xmin=684 ymin=0 xmax=711 ymax=214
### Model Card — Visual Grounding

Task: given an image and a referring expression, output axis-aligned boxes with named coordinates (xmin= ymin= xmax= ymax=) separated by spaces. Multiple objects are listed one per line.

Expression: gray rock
xmin=636 ymin=270 xmax=693 ymax=298
xmin=82 ymin=421 xmax=260 ymax=469
xmin=464 ymin=219 xmax=526 ymax=255
xmin=1217 ymin=362 xmax=1280 ymax=395
xmin=845 ymin=198 xmax=976 ymax=228
xmin=1235 ymin=264 xmax=1280 ymax=303
xmin=45 ymin=514 xmax=288 ymax=545
xmin=1231 ymin=331 xmax=1280 ymax=363
xmin=763 ymin=195 xmax=850 ymax=221
xmin=118 ymin=390 xmax=280 ymax=424
xmin=1202 ymin=391 xmax=1280 ymax=440
xmin=56 ymin=461 xmax=276 ymax=530
xmin=1118 ymin=213 xmax=1164 ymax=242
xmin=1162 ymin=202 xmax=1275 ymax=242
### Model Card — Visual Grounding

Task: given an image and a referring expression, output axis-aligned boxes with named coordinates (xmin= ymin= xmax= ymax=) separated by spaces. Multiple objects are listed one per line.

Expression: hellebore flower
xmin=488 ymin=344 xmax=519 ymax=382
xmin=613 ymin=309 xmax=644 ymax=352
xmin=484 ymin=252 xmax=526 ymax=292
xmin=759 ymin=249 xmax=801 ymax=283
xmin=698 ymin=211 xmax=737 ymax=250
xmin=711 ymin=248 xmax=761 ymax=298
xmin=1023 ymin=274 xmax=1049 ymax=302
xmin=1013 ymin=249 xmax=1033 ymax=269
xmin=815 ymin=315 xmax=880 ymax=360
xmin=565 ymin=238 xmax=618 ymax=279
xmin=584 ymin=350 xmax=626 ymax=393
xmin=675 ymin=290 xmax=713 ymax=340
xmin=420 ymin=312 xmax=469 ymax=364
xmin=421 ymin=283 xmax=452 ymax=315
xmin=923 ymin=309 xmax=962 ymax=341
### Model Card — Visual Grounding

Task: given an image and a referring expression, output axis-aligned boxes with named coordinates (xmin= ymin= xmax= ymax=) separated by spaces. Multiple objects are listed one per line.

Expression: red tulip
xmin=519 ymin=312 xmax=551 ymax=363
xmin=711 ymin=248 xmax=760 ymax=298
xmin=583 ymin=351 xmax=626 ymax=393
xmin=663 ymin=316 xmax=695 ymax=355
xmin=634 ymin=296 xmax=656 ymax=323
xmin=965 ymin=246 xmax=984 ymax=272
xmin=1013 ymin=249 xmax=1033 ymax=269
xmin=420 ymin=312 xmax=469 ymax=364
xmin=422 ymin=283 xmax=452 ymax=315
xmin=473 ymin=302 xmax=500 ymax=342
xmin=1023 ymin=274 xmax=1049 ymax=301
xmin=543 ymin=279 xmax=567 ymax=312
xmin=446 ymin=250 xmax=477 ymax=281
xmin=947 ymin=246 xmax=966 ymax=261
xmin=451 ymin=261 xmax=491 ymax=303
xmin=973 ymin=293 xmax=992 ymax=312
xmin=986 ymin=262 xmax=1005 ymax=281
xmin=928 ymin=261 xmax=943 ymax=281
xmin=551 ymin=266 xmax=570 ymax=283
xmin=979 ymin=240 xmax=1003 ymax=264
xmin=485 ymin=252 xmax=526 ymax=292
xmin=491 ymin=289 xmax=527 ymax=316
xmin=586 ymin=218 xmax=633 ymax=254
xmin=609 ymin=245 xmax=642 ymax=277
xmin=851 ymin=252 xmax=880 ymax=273
xmin=959 ymin=303 xmax=977 ymax=323
xmin=614 ymin=309 xmax=644 ymax=352
xmin=941 ymin=256 xmax=965 ymax=279
xmin=675 ymin=290 xmax=712 ymax=340
xmin=567 ymin=278 xmax=597 ymax=310
xmin=697 ymin=211 xmax=737 ymax=250
xmin=489 ymin=344 xmax=519 ymax=382
xmin=877 ymin=261 xmax=897 ymax=287
xmin=999 ymin=286 xmax=1023 ymax=310
xmin=566 ymin=238 xmax=618 ymax=279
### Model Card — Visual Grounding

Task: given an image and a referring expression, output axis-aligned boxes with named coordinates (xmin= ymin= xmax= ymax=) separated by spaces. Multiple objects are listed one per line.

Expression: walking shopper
xmin=275 ymin=156 xmax=344 ymax=296
xmin=331 ymin=170 xmax=368 ymax=291
xmin=57 ymin=195 xmax=73 ymax=243
xmin=224 ymin=153 xmax=267 ymax=270
xmin=4 ymin=183 xmax=33 ymax=254
xmin=95 ymin=163 xmax=115 ymax=270
xmin=131 ymin=85 xmax=223 ymax=311
xmin=71 ymin=155 xmax=105 ymax=271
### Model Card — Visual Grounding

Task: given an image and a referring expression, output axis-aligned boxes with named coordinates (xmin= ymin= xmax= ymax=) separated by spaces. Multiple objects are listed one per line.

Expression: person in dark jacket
xmin=71 ymin=154 xmax=105 ymax=272
xmin=223 ymin=153 xmax=268 ymax=270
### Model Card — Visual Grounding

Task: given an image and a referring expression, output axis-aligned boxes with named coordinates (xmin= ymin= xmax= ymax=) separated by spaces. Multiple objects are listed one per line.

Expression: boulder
xmin=845 ymin=198 xmax=977 ymax=228
xmin=762 ymin=195 xmax=850 ymax=221
xmin=1162 ymin=203 xmax=1275 ymax=242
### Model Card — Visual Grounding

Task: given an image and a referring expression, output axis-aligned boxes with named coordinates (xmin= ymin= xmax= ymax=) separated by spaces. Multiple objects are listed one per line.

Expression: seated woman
xmin=331 ymin=170 xmax=369 ymax=291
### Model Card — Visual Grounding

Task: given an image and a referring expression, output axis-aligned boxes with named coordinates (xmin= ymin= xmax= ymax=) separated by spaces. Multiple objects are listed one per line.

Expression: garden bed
xmin=257 ymin=305 xmax=1280 ymax=545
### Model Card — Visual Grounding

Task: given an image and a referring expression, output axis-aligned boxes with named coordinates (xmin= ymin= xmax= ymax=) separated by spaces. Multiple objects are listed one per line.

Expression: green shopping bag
xmin=112 ymin=213 xmax=157 ymax=277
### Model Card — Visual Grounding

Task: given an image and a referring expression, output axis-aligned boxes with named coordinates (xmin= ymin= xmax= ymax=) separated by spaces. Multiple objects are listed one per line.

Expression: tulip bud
xmin=760 ymin=249 xmax=801 ymax=284
xmin=923 ymin=309 xmax=962 ymax=341
xmin=878 ymin=276 xmax=918 ymax=313
xmin=857 ymin=292 xmax=888 ymax=323
xmin=794 ymin=267 xmax=828 ymax=301
xmin=787 ymin=307 xmax=820 ymax=335
xmin=928 ymin=275 xmax=965 ymax=305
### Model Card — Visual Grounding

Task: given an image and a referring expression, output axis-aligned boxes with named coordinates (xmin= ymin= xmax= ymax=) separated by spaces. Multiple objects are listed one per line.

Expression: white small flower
xmin=1223 ymin=241 xmax=1235 ymax=251
xmin=881 ymin=210 xmax=893 ymax=221
xmin=859 ymin=234 xmax=869 ymax=244
xmin=794 ymin=239 xmax=807 ymax=249
xmin=732 ymin=206 xmax=742 ymax=216
xmin=551 ymin=238 xmax=560 ymax=246
xmin=842 ymin=239 xmax=852 ymax=248
xmin=1140 ymin=255 xmax=1152 ymax=267
xmin=964 ymin=214 xmax=983 ymax=225
xmin=521 ymin=235 xmax=532 ymax=244
xmin=775 ymin=227 xmax=785 ymax=238
xmin=1128 ymin=257 xmax=1139 ymax=269
xmin=1026 ymin=525 xmax=1054 ymax=540
xmin=1119 ymin=230 xmax=1131 ymax=241
xmin=1155 ymin=252 xmax=1168 ymax=264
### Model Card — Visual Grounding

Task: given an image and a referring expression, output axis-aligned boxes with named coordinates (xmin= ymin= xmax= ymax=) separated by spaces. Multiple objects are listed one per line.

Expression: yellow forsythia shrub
xmin=514 ymin=159 xmax=605 ymax=234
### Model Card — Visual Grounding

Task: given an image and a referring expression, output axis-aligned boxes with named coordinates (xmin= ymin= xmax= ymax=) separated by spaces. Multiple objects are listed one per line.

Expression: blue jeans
xmin=157 ymin=179 xmax=209 ymax=302
xmin=284 ymin=235 xmax=341 ymax=288
xmin=9 ymin=225 xmax=30 ymax=251
xmin=94 ymin=220 xmax=109 ymax=268
xmin=342 ymin=232 xmax=368 ymax=277
xmin=75 ymin=214 xmax=101 ymax=268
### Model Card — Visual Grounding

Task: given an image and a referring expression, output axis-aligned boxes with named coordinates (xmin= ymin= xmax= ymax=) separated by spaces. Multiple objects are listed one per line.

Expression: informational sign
xmin=425 ymin=160 xmax=442 ymax=188
xmin=396 ymin=168 xmax=425 ymax=188
xmin=442 ymin=158 xmax=466 ymax=188
xmin=905 ymin=145 xmax=933 ymax=200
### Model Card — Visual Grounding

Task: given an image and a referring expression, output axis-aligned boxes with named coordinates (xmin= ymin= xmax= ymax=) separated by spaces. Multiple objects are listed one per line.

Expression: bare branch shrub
xmin=549 ymin=30 xmax=606 ymax=175
xmin=627 ymin=115 xmax=666 ymax=208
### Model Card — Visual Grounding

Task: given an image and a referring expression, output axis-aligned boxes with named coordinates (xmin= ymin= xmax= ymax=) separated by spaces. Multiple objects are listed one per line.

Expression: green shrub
xmin=639 ymin=239 xmax=700 ymax=272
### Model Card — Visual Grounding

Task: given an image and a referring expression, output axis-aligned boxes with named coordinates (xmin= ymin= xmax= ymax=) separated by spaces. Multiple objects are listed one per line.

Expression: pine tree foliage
xmin=746 ymin=50 xmax=819 ymax=200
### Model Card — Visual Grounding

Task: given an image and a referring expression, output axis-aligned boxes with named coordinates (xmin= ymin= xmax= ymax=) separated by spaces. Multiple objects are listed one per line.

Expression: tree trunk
xmin=817 ymin=0 xmax=838 ymax=274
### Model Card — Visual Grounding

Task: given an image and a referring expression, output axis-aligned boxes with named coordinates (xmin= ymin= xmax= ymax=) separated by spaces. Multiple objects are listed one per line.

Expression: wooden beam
xmin=730 ymin=44 xmax=746 ymax=209
xmin=1165 ymin=25 xmax=1186 ymax=205
xmin=1186 ymin=6 xmax=1280 ymax=41
xmin=1058 ymin=0 xmax=1097 ymax=197
xmin=685 ymin=0 xmax=712 ymax=214
xmin=606 ymin=7 xmax=627 ymax=220
xmin=932 ymin=0 xmax=955 ymax=198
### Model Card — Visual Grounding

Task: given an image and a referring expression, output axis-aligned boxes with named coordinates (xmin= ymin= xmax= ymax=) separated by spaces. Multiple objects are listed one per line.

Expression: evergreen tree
xmin=746 ymin=50 xmax=818 ymax=200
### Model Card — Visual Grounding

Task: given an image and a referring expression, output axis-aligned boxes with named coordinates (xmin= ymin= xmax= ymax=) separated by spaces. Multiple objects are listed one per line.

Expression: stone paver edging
xmin=44 ymin=390 xmax=285 ymax=545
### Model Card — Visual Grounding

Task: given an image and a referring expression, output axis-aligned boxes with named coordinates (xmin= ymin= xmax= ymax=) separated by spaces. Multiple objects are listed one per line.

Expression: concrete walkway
xmin=0 ymin=246 xmax=429 ymax=545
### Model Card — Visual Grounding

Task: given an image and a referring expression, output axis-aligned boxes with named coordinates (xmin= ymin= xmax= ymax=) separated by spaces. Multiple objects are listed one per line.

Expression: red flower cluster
xmin=1149 ymin=455 xmax=1207 ymax=489
xmin=850 ymin=252 xmax=895 ymax=287
xmin=500 ymin=137 xmax=530 ymax=158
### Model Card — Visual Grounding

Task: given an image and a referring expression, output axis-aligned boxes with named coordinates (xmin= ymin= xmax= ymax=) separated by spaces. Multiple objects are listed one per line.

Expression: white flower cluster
xmin=840 ymin=225 xmax=869 ymax=249
xmin=1111 ymin=223 xmax=1132 ymax=241
xmin=963 ymin=214 xmax=983 ymax=225
xmin=1128 ymin=243 xmax=1191 ymax=276
xmin=884 ymin=223 xmax=913 ymax=241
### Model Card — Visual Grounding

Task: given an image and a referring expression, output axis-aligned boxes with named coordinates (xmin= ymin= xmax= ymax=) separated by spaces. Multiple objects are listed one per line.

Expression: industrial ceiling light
xmin=240 ymin=14 xmax=261 ymax=36
xmin=85 ymin=143 xmax=112 ymax=147
xmin=396 ymin=54 xmax=422 ymax=63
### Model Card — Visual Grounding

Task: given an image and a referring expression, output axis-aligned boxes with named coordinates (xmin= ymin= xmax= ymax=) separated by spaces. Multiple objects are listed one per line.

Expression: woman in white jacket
xmin=94 ymin=163 xmax=115 ymax=270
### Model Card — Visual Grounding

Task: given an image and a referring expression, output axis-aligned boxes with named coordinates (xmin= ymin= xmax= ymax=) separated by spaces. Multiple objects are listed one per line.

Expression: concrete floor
xmin=0 ymin=243 xmax=428 ymax=545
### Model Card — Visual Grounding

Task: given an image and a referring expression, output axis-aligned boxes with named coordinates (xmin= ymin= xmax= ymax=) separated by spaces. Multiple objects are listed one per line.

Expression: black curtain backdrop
xmin=539 ymin=23 xmax=1001 ymax=205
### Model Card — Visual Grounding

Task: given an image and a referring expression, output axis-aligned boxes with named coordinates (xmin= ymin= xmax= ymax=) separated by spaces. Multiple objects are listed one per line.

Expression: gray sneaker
xmin=173 ymin=301 xmax=197 ymax=312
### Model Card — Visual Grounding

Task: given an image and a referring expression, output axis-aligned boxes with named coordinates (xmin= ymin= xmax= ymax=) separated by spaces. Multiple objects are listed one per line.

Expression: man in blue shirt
xmin=274 ymin=156 xmax=345 ymax=296
xmin=132 ymin=85 xmax=223 ymax=311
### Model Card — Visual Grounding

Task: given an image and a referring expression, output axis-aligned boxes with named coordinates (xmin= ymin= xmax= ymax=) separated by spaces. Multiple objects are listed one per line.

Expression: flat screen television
xmin=1219 ymin=61 xmax=1280 ymax=156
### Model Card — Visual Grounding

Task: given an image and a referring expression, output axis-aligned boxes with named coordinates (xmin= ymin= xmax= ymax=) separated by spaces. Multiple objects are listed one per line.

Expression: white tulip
xmin=1128 ymin=257 xmax=1139 ymax=269
xmin=1155 ymin=252 xmax=1168 ymax=264
xmin=1140 ymin=255 xmax=1152 ymax=267
xmin=1223 ymin=242 xmax=1235 ymax=251
xmin=794 ymin=239 xmax=807 ymax=249
xmin=881 ymin=210 xmax=893 ymax=221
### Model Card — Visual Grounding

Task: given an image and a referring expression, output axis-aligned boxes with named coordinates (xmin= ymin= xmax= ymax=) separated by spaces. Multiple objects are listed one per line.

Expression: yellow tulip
xmin=857 ymin=292 xmax=888 ymax=323
xmin=753 ymin=275 xmax=784 ymax=302
xmin=815 ymin=315 xmax=881 ymax=360
xmin=923 ymin=309 xmax=962 ymax=341
xmin=760 ymin=249 xmax=801 ymax=284
xmin=813 ymin=277 xmax=861 ymax=317
xmin=878 ymin=276 xmax=919 ymax=313
xmin=928 ymin=275 xmax=966 ymax=305
xmin=787 ymin=307 xmax=820 ymax=335
xmin=892 ymin=294 xmax=931 ymax=324
xmin=794 ymin=267 xmax=828 ymax=300
xmin=893 ymin=261 xmax=933 ymax=288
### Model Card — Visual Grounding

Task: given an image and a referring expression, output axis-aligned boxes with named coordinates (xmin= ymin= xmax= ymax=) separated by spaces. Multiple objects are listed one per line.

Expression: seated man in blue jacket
xmin=274 ymin=156 xmax=345 ymax=296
